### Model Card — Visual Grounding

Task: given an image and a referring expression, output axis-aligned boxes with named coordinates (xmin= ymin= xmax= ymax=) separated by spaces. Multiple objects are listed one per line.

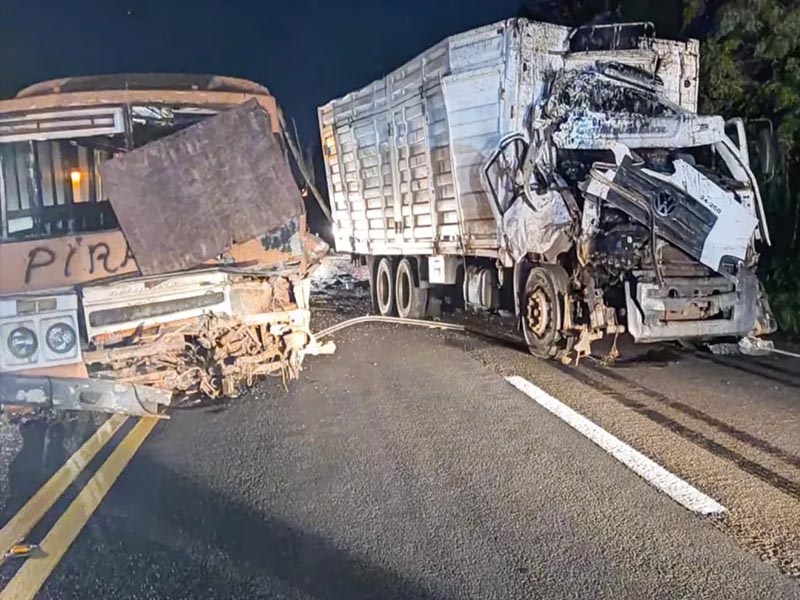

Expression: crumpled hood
xmin=544 ymin=63 xmax=726 ymax=150
xmin=585 ymin=154 xmax=757 ymax=273
xmin=552 ymin=112 xmax=726 ymax=150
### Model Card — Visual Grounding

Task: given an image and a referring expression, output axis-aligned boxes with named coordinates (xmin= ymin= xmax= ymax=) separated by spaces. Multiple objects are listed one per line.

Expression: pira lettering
xmin=24 ymin=247 xmax=57 ymax=284
xmin=63 ymin=244 xmax=78 ymax=277
xmin=15 ymin=236 xmax=137 ymax=287
xmin=88 ymin=242 xmax=120 ymax=275
xmin=120 ymin=244 xmax=136 ymax=269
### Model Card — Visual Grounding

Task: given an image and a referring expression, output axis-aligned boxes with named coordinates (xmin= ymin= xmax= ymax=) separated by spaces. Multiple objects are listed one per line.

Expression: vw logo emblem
xmin=653 ymin=191 xmax=677 ymax=217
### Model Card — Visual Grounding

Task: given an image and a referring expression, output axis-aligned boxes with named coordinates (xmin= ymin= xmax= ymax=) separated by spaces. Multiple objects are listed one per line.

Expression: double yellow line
xmin=0 ymin=415 xmax=159 ymax=600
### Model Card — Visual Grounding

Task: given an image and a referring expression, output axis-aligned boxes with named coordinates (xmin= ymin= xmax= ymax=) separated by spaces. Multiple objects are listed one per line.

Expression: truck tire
xmin=375 ymin=257 xmax=397 ymax=316
xmin=395 ymin=258 xmax=428 ymax=319
xmin=522 ymin=266 xmax=572 ymax=359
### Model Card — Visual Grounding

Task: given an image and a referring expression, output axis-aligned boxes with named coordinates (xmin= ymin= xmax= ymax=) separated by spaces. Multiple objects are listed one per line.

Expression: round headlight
xmin=45 ymin=323 xmax=77 ymax=354
xmin=8 ymin=326 xmax=38 ymax=359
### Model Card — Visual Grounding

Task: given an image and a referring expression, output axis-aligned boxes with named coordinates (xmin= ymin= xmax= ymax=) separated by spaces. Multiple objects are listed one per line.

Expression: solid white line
xmin=506 ymin=375 xmax=726 ymax=516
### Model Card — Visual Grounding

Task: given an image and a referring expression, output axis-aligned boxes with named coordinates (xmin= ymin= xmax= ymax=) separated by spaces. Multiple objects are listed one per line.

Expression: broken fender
xmin=586 ymin=156 xmax=757 ymax=273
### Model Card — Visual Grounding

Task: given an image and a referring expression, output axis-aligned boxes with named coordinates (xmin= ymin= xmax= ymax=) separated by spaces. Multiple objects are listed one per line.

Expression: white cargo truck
xmin=318 ymin=18 xmax=775 ymax=359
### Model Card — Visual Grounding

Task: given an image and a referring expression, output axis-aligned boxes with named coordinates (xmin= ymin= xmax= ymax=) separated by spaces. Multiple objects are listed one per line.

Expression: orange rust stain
xmin=0 ymin=90 xmax=281 ymax=133
xmin=0 ymin=230 xmax=139 ymax=294
xmin=15 ymin=363 xmax=89 ymax=378
xmin=223 ymin=237 xmax=295 ymax=267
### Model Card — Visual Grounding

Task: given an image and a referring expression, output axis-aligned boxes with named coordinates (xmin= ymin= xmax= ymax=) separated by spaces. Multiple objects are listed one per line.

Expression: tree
xmin=518 ymin=0 xmax=683 ymax=32
xmin=698 ymin=0 xmax=800 ymax=332
xmin=518 ymin=0 xmax=800 ymax=332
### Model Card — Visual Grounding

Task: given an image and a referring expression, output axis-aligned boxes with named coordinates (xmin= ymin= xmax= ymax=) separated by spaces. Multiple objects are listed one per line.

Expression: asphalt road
xmin=2 ymin=323 xmax=799 ymax=599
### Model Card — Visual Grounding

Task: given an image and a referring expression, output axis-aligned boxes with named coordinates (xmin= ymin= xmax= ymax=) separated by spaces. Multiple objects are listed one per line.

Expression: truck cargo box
xmin=319 ymin=19 xmax=698 ymax=259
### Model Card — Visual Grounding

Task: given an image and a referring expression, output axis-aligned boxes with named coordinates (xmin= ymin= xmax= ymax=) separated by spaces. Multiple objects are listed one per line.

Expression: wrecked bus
xmin=0 ymin=74 xmax=327 ymax=416
xmin=318 ymin=19 xmax=775 ymax=360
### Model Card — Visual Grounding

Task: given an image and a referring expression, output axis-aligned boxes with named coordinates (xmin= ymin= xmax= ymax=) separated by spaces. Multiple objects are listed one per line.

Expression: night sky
xmin=0 ymin=0 xmax=525 ymax=141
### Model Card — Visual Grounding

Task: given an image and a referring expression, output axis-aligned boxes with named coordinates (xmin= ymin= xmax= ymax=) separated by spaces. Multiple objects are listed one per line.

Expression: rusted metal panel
xmin=0 ymin=372 xmax=171 ymax=416
xmin=101 ymin=100 xmax=303 ymax=276
xmin=15 ymin=74 xmax=271 ymax=98
xmin=0 ymin=230 xmax=137 ymax=293
xmin=0 ymin=89 xmax=282 ymax=133
xmin=222 ymin=214 xmax=304 ymax=268
xmin=224 ymin=237 xmax=296 ymax=269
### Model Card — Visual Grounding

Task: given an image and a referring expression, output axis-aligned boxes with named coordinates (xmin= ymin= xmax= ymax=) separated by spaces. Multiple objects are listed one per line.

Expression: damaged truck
xmin=0 ymin=74 xmax=328 ymax=417
xmin=318 ymin=18 xmax=775 ymax=360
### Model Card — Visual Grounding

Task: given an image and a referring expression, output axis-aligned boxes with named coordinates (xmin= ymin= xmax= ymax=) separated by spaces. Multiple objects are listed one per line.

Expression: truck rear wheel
xmin=375 ymin=257 xmax=397 ymax=316
xmin=523 ymin=266 xmax=572 ymax=359
xmin=395 ymin=258 xmax=428 ymax=319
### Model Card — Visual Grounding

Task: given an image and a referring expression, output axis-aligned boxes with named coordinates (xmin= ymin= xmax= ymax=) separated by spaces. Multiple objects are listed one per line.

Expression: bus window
xmin=0 ymin=139 xmax=117 ymax=241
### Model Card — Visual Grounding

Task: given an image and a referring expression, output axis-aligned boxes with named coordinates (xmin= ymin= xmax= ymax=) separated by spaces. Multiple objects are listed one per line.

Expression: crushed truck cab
xmin=319 ymin=19 xmax=774 ymax=360
xmin=0 ymin=74 xmax=329 ymax=416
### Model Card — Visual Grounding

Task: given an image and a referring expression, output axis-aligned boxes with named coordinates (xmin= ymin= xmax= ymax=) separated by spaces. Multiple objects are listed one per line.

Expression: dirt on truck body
xmin=0 ymin=74 xmax=329 ymax=417
xmin=318 ymin=19 xmax=775 ymax=361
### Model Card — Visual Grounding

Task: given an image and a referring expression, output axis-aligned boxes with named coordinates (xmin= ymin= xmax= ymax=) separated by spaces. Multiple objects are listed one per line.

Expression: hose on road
xmin=765 ymin=346 xmax=800 ymax=360
xmin=315 ymin=316 xmax=800 ymax=363
xmin=314 ymin=315 xmax=466 ymax=340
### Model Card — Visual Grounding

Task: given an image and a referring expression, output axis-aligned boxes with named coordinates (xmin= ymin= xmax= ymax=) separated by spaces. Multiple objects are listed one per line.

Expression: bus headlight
xmin=7 ymin=326 xmax=38 ymax=359
xmin=45 ymin=323 xmax=77 ymax=354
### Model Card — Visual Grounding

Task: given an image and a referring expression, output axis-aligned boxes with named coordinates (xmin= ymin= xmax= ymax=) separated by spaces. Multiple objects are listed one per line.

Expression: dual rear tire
xmin=375 ymin=258 xmax=572 ymax=360
xmin=374 ymin=257 xmax=427 ymax=319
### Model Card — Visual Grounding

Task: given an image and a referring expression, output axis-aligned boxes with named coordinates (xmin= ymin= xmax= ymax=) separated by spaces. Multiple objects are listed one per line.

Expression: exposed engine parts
xmin=81 ymin=275 xmax=335 ymax=406
xmin=320 ymin=18 xmax=775 ymax=364
xmin=85 ymin=311 xmax=334 ymax=404
xmin=484 ymin=61 xmax=774 ymax=361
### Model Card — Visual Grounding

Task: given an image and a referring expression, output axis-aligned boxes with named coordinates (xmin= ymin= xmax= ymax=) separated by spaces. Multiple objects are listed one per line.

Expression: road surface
xmin=0 ymin=322 xmax=799 ymax=599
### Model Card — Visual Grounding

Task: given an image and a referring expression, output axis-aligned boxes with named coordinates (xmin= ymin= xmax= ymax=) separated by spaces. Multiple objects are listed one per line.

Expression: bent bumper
xmin=0 ymin=373 xmax=172 ymax=417
xmin=624 ymin=273 xmax=759 ymax=343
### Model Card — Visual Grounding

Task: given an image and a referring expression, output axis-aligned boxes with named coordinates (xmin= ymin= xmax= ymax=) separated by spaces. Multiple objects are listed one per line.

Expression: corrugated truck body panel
xmin=319 ymin=18 xmax=699 ymax=258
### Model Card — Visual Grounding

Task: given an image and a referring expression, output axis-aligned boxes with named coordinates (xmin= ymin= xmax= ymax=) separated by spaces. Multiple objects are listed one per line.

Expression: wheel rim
xmin=526 ymin=287 xmax=551 ymax=339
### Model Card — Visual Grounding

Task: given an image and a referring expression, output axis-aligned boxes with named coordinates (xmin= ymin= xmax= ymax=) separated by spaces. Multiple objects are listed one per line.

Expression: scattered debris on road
xmin=708 ymin=336 xmax=800 ymax=359
xmin=3 ymin=543 xmax=39 ymax=561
